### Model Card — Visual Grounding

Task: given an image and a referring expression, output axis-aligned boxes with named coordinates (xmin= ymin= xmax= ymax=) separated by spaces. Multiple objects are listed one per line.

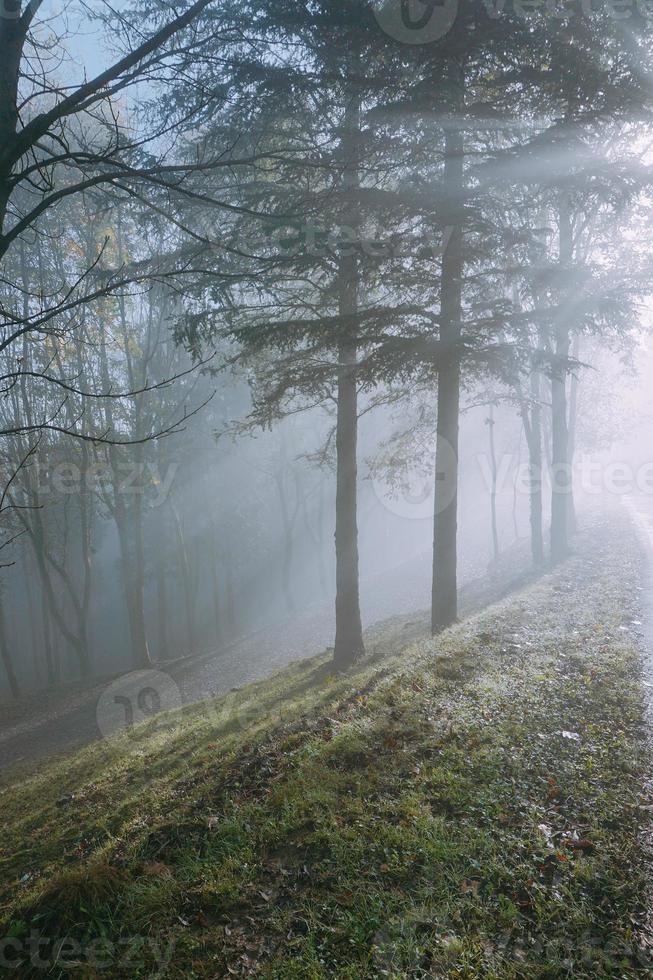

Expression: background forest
xmin=0 ymin=0 xmax=651 ymax=698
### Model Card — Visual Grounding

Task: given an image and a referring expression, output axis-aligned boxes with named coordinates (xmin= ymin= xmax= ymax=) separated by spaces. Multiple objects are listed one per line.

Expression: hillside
xmin=1 ymin=511 xmax=653 ymax=978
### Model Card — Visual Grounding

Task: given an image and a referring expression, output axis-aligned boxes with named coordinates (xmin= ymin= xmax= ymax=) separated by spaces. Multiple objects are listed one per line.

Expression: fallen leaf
xmin=142 ymin=861 xmax=173 ymax=878
xmin=335 ymin=890 xmax=355 ymax=906
xmin=563 ymin=838 xmax=594 ymax=852
xmin=460 ymin=878 xmax=481 ymax=897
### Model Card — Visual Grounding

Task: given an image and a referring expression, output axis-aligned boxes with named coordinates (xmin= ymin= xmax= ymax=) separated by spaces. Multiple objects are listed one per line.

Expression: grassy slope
xmin=1 ymin=511 xmax=652 ymax=978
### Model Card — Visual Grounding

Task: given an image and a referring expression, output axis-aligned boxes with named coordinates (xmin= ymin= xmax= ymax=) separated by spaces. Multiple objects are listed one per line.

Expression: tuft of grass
xmin=25 ymin=859 xmax=127 ymax=932
xmin=1 ymin=510 xmax=652 ymax=977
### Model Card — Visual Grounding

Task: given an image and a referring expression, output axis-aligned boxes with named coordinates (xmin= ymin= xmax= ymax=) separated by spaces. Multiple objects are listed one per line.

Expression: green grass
xmin=1 ymin=511 xmax=652 ymax=977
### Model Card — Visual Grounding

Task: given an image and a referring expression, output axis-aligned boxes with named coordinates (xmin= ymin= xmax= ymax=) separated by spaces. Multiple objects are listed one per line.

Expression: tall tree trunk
xmin=511 ymin=430 xmax=521 ymax=544
xmin=76 ymin=435 xmax=93 ymax=676
xmin=333 ymin=80 xmax=364 ymax=671
xmin=0 ymin=10 xmax=24 ymax=235
xmin=225 ymin=557 xmax=237 ymax=640
xmin=40 ymin=578 xmax=57 ymax=685
xmin=0 ymin=595 xmax=19 ymax=699
xmin=115 ymin=220 xmax=151 ymax=669
xmin=172 ymin=502 xmax=196 ymax=656
xmin=551 ymin=196 xmax=572 ymax=564
xmin=156 ymin=554 xmax=170 ymax=662
xmin=567 ymin=335 xmax=580 ymax=536
xmin=111 ymin=495 xmax=151 ymax=669
xmin=23 ymin=553 xmax=42 ymax=684
xmin=155 ymin=442 xmax=171 ymax=662
xmin=96 ymin=288 xmax=151 ymax=669
xmin=208 ymin=516 xmax=223 ymax=648
xmin=120 ymin=508 xmax=151 ymax=668
xmin=487 ymin=405 xmax=500 ymax=561
xmin=21 ymin=243 xmax=93 ymax=678
xmin=129 ymin=465 xmax=151 ymax=667
xmin=513 ymin=268 xmax=544 ymax=567
xmin=432 ymin=90 xmax=464 ymax=634
xmin=334 ymin=330 xmax=364 ymax=669
xmin=115 ymin=508 xmax=149 ymax=667
xmin=23 ymin=517 xmax=88 ymax=675
xmin=527 ymin=363 xmax=544 ymax=566
xmin=11 ymin=437 xmax=90 ymax=677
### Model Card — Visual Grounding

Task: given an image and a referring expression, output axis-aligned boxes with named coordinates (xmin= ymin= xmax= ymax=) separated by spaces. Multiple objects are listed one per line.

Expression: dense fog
xmin=3 ymin=328 xmax=651 ymax=698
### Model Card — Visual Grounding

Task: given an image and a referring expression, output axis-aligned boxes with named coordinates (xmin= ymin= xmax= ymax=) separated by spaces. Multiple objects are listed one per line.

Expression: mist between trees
xmin=0 ymin=0 xmax=652 ymax=700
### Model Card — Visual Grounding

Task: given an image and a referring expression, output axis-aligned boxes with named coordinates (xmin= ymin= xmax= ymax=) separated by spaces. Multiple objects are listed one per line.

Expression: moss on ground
xmin=1 ymin=511 xmax=652 ymax=978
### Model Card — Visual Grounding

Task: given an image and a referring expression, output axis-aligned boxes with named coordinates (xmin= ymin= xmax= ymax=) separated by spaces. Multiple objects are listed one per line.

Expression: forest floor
xmin=0 ymin=538 xmax=534 ymax=773
xmin=2 ymin=506 xmax=653 ymax=977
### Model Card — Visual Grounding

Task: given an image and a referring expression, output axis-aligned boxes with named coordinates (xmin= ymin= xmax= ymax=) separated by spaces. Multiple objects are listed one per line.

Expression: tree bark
xmin=208 ymin=516 xmax=223 ymax=648
xmin=172 ymin=501 xmax=196 ymax=656
xmin=12 ymin=250 xmax=91 ymax=677
xmin=22 ymin=513 xmax=89 ymax=675
xmin=40 ymin=577 xmax=57 ymax=685
xmin=0 ymin=7 xmax=24 ymax=234
xmin=487 ymin=405 xmax=500 ymax=561
xmin=432 ymin=91 xmax=464 ymax=634
xmin=116 ymin=221 xmax=152 ymax=669
xmin=95 ymin=221 xmax=151 ymax=670
xmin=23 ymin=553 xmax=42 ymax=684
xmin=128 ymin=458 xmax=151 ymax=667
xmin=333 ymin=83 xmax=364 ymax=671
xmin=334 ymin=330 xmax=364 ymax=669
xmin=567 ymin=334 xmax=580 ymax=536
xmin=527 ymin=364 xmax=544 ymax=566
xmin=0 ymin=595 xmax=19 ymax=698
xmin=550 ymin=196 xmax=572 ymax=564
xmin=156 ymin=551 xmax=170 ymax=662
xmin=225 ymin=557 xmax=236 ymax=640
